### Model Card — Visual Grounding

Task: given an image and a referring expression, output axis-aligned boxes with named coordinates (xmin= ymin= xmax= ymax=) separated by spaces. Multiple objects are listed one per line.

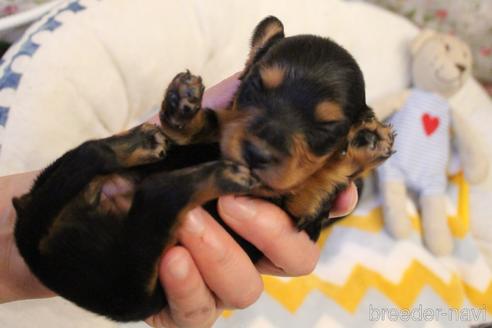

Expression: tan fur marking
xmin=315 ymin=101 xmax=344 ymax=122
xmin=110 ymin=124 xmax=167 ymax=167
xmin=286 ymin=163 xmax=353 ymax=220
xmin=284 ymin=117 xmax=394 ymax=222
xmin=255 ymin=24 xmax=283 ymax=48
xmin=260 ymin=66 xmax=285 ymax=89
xmin=258 ymin=134 xmax=329 ymax=191
xmin=120 ymin=148 xmax=154 ymax=167
xmin=160 ymin=111 xmax=205 ymax=145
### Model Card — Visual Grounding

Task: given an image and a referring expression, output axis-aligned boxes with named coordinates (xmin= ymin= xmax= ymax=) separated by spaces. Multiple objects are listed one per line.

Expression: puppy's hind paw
xmin=139 ymin=123 xmax=169 ymax=160
xmin=111 ymin=123 xmax=169 ymax=167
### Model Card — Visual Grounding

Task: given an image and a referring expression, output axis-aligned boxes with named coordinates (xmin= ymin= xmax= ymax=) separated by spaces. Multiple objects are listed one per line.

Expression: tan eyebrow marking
xmin=260 ymin=65 xmax=286 ymax=89
xmin=315 ymin=101 xmax=344 ymax=122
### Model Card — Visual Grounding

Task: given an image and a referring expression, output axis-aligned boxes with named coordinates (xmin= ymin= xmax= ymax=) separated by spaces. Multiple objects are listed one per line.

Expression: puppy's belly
xmin=100 ymin=175 xmax=135 ymax=215
xmin=85 ymin=174 xmax=136 ymax=217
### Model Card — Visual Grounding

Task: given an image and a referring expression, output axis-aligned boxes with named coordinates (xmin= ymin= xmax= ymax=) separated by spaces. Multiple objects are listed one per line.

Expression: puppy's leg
xmin=160 ymin=71 xmax=219 ymax=144
xmin=120 ymin=160 xmax=261 ymax=304
xmin=13 ymin=123 xmax=167 ymax=241
xmin=285 ymin=118 xmax=395 ymax=241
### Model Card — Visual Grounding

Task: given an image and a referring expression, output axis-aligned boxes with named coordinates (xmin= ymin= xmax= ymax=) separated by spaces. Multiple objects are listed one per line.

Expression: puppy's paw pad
xmin=162 ymin=70 xmax=205 ymax=130
xmin=117 ymin=124 xmax=168 ymax=166
xmin=141 ymin=123 xmax=168 ymax=159
xmin=353 ymin=120 xmax=395 ymax=161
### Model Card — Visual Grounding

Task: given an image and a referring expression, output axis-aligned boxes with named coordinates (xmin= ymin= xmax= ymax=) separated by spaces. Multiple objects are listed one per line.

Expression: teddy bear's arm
xmin=451 ymin=109 xmax=489 ymax=184
xmin=369 ymin=90 xmax=411 ymax=121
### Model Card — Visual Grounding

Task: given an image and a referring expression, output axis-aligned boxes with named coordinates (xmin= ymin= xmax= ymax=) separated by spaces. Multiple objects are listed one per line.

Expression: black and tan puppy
xmin=13 ymin=16 xmax=394 ymax=322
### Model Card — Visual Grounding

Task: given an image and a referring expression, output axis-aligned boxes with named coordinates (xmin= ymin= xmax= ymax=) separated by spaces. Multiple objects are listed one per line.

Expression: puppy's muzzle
xmin=242 ymin=140 xmax=274 ymax=169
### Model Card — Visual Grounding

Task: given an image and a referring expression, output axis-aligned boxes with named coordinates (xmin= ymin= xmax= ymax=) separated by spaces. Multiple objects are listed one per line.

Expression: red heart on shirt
xmin=422 ymin=113 xmax=440 ymax=136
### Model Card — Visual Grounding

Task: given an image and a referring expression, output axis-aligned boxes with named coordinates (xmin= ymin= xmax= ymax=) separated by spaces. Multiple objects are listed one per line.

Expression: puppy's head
xmin=221 ymin=16 xmax=376 ymax=191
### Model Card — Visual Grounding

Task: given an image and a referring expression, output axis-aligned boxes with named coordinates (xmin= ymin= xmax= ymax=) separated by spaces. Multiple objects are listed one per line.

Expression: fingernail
xmin=168 ymin=254 xmax=189 ymax=280
xmin=220 ymin=196 xmax=257 ymax=220
xmin=184 ymin=208 xmax=206 ymax=235
xmin=330 ymin=185 xmax=358 ymax=218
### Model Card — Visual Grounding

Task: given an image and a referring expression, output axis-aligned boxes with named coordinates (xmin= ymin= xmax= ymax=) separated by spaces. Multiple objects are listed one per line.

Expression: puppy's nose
xmin=456 ymin=64 xmax=466 ymax=73
xmin=243 ymin=140 xmax=272 ymax=169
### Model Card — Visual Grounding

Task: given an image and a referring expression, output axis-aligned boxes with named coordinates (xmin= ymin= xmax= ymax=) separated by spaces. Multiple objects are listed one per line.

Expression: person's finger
xmin=146 ymin=246 xmax=218 ymax=328
xmin=218 ymin=197 xmax=320 ymax=276
xmin=177 ymin=207 xmax=263 ymax=309
xmin=329 ymin=182 xmax=358 ymax=218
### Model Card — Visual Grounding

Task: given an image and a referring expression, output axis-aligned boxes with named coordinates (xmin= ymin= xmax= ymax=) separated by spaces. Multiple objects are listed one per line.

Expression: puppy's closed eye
xmin=307 ymin=123 xmax=347 ymax=156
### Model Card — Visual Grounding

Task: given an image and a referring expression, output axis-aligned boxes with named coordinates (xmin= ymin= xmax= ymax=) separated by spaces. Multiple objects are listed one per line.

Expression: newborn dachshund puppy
xmin=13 ymin=16 xmax=394 ymax=322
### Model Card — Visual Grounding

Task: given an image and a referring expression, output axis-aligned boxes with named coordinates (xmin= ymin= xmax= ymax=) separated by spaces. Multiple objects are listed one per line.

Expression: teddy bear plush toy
xmin=372 ymin=29 xmax=489 ymax=256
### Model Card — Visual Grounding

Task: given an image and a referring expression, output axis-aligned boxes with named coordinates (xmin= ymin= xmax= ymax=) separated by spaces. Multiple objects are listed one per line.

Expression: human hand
xmin=145 ymin=185 xmax=357 ymax=328
xmin=145 ymin=74 xmax=358 ymax=327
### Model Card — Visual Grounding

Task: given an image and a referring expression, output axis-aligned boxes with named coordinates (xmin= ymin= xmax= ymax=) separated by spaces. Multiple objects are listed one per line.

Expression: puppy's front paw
xmin=351 ymin=118 xmax=395 ymax=164
xmin=217 ymin=161 xmax=262 ymax=194
xmin=161 ymin=70 xmax=205 ymax=130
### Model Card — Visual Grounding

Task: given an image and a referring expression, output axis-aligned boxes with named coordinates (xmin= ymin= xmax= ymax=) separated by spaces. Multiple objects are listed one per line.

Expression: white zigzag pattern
xmin=423 ymin=322 xmax=445 ymax=328
xmin=313 ymin=240 xmax=455 ymax=285
xmin=313 ymin=315 xmax=344 ymax=328
xmin=273 ymin=239 xmax=446 ymax=284
xmin=249 ymin=317 xmax=277 ymax=328
xmin=372 ymin=321 xmax=405 ymax=328
xmin=444 ymin=256 xmax=492 ymax=291
xmin=244 ymin=314 xmax=448 ymax=328
xmin=312 ymin=316 xmax=453 ymax=328
xmin=269 ymin=239 xmax=492 ymax=290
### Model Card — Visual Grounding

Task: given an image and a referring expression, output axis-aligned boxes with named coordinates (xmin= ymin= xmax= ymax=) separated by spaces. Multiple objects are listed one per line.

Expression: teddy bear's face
xmin=412 ymin=34 xmax=472 ymax=98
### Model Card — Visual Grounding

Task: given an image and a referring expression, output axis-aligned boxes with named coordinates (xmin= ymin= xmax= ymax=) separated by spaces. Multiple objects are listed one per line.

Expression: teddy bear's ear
xmin=411 ymin=29 xmax=437 ymax=55
xmin=242 ymin=16 xmax=285 ymax=77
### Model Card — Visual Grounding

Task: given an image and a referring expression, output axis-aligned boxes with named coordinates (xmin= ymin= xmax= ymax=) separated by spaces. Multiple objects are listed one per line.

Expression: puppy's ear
xmin=242 ymin=16 xmax=285 ymax=76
